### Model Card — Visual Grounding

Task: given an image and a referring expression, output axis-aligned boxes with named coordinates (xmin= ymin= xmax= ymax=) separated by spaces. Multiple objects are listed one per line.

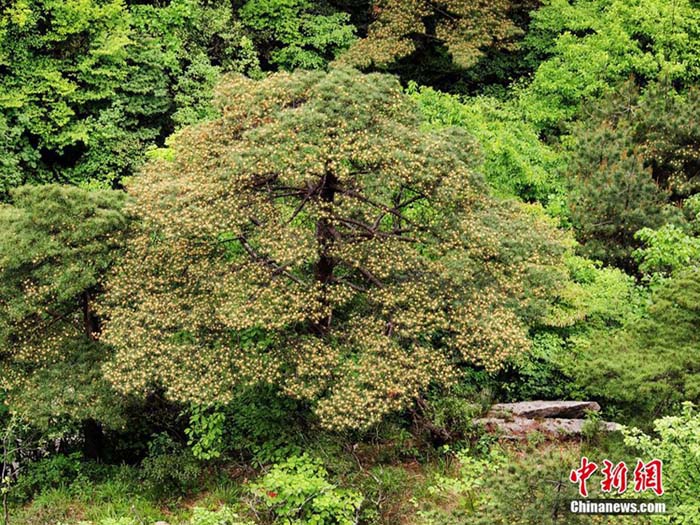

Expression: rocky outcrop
xmin=489 ymin=400 xmax=601 ymax=419
xmin=475 ymin=400 xmax=620 ymax=440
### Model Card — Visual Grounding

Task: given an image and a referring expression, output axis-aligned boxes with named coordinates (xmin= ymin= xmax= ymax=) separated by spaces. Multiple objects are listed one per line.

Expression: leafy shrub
xmin=189 ymin=506 xmax=254 ymax=525
xmin=249 ymin=454 xmax=363 ymax=525
xmin=221 ymin=387 xmax=305 ymax=466
xmin=623 ymin=403 xmax=700 ymax=524
xmin=423 ymin=446 xmax=506 ymax=515
xmin=496 ymin=331 xmax=575 ymax=401
xmin=12 ymin=453 xmax=82 ymax=502
xmin=499 ymin=254 xmax=642 ymax=405
xmin=414 ymin=384 xmax=491 ymax=447
xmin=140 ymin=433 xmax=203 ymax=499
xmin=186 ymin=405 xmax=226 ymax=461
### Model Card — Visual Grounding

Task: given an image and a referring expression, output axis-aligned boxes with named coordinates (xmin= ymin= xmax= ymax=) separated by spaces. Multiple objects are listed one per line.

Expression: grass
xmin=6 ymin=431 xmax=659 ymax=525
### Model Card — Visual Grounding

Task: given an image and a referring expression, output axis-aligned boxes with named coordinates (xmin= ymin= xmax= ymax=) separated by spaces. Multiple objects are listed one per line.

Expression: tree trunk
xmin=82 ymin=291 xmax=100 ymax=339
xmin=82 ymin=419 xmax=104 ymax=461
xmin=313 ymin=170 xmax=338 ymax=333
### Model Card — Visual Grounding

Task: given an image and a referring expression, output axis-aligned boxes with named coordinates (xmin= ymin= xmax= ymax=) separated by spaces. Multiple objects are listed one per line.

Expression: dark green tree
xmin=568 ymin=82 xmax=700 ymax=269
xmin=0 ymin=185 xmax=130 ymax=430
xmin=239 ymin=0 xmax=356 ymax=71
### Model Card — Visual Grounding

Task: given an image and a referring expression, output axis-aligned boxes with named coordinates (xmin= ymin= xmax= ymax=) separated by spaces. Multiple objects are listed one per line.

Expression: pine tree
xmin=100 ymin=68 xmax=567 ymax=430
xmin=0 ymin=185 xmax=130 ymax=427
xmin=568 ymin=82 xmax=700 ymax=270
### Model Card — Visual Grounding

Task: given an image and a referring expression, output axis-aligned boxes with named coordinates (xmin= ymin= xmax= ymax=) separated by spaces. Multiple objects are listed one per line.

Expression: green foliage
xmin=240 ymin=0 xmax=355 ymax=70
xmin=417 ymin=443 xmax=648 ymax=525
xmin=0 ymin=184 xmax=129 ymax=428
xmin=497 ymin=331 xmax=574 ymax=401
xmin=101 ymin=68 xmax=568 ymax=430
xmin=566 ymin=82 xmax=700 ymax=269
xmin=520 ymin=0 xmax=700 ymax=130
xmin=548 ymin=255 xmax=643 ymax=331
xmin=0 ymin=0 xmax=259 ymax=192
xmin=499 ymin=254 xmax=643 ymax=404
xmin=249 ymin=454 xmax=363 ymax=525
xmin=7 ymin=463 xmax=170 ymax=524
xmin=421 ymin=446 xmax=506 ymax=516
xmin=408 ymin=83 xmax=565 ymax=206
xmin=573 ymin=267 xmax=700 ymax=422
xmin=624 ymin=403 xmax=700 ymax=524
xmin=12 ymin=453 xmax=82 ymax=503
xmin=3 ymin=0 xmax=700 ymax=519
xmin=0 ymin=0 xmax=132 ymax=188
xmin=634 ymin=195 xmax=700 ymax=277
xmin=187 ymin=507 xmax=254 ymax=525
xmin=219 ymin=387 xmax=305 ymax=465
xmin=140 ymin=433 xmax=203 ymax=499
xmin=94 ymin=507 xmax=252 ymax=525
xmin=185 ymin=405 xmax=226 ymax=461
xmin=422 ymin=387 xmax=486 ymax=441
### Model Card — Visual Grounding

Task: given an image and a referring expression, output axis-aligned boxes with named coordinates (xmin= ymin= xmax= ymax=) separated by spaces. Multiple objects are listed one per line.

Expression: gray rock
xmin=539 ymin=418 xmax=620 ymax=435
xmin=488 ymin=400 xmax=601 ymax=419
xmin=475 ymin=417 xmax=540 ymax=436
xmin=474 ymin=416 xmax=620 ymax=439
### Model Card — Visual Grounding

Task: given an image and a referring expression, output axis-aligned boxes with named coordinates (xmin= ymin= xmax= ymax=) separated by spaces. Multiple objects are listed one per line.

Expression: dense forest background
xmin=1 ymin=0 xmax=699 ymax=524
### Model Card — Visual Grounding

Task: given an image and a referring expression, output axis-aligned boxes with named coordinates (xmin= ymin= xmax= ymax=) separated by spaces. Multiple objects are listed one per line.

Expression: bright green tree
xmin=0 ymin=0 xmax=132 ymax=189
xmin=520 ymin=0 xmax=700 ymax=130
xmin=634 ymin=195 xmax=700 ymax=277
xmin=408 ymin=84 xmax=565 ymax=206
xmin=100 ymin=68 xmax=568 ymax=431
xmin=573 ymin=266 xmax=700 ymax=420
xmin=0 ymin=0 xmax=259 ymax=194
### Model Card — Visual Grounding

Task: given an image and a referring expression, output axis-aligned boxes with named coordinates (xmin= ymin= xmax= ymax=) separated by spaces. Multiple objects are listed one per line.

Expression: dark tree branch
xmin=237 ymin=236 xmax=306 ymax=286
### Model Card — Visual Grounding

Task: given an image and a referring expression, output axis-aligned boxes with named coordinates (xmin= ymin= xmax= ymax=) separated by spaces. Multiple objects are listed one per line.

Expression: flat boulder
xmin=475 ymin=416 xmax=621 ymax=439
xmin=539 ymin=418 xmax=620 ymax=435
xmin=488 ymin=400 xmax=601 ymax=419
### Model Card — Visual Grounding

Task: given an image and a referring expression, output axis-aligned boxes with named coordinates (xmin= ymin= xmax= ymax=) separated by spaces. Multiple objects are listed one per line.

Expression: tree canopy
xmin=100 ymin=68 xmax=567 ymax=430
xmin=0 ymin=184 xmax=129 ymax=427
xmin=339 ymin=0 xmax=525 ymax=70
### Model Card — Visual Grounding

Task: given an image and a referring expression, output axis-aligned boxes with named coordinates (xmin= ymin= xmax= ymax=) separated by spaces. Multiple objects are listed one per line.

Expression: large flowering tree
xmin=100 ymin=68 xmax=566 ymax=430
